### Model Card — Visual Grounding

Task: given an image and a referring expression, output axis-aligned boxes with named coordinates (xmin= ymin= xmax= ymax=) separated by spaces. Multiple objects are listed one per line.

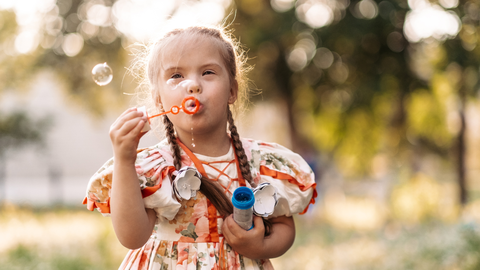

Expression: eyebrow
xmin=162 ymin=62 xmax=224 ymax=73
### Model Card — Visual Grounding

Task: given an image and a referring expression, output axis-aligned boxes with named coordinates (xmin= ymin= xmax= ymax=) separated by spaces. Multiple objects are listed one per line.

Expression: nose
xmin=186 ymin=80 xmax=201 ymax=94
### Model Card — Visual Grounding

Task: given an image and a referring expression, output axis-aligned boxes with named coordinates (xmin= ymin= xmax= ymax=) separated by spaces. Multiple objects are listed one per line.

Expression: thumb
xmin=136 ymin=120 xmax=150 ymax=139
xmin=252 ymin=215 xmax=265 ymax=233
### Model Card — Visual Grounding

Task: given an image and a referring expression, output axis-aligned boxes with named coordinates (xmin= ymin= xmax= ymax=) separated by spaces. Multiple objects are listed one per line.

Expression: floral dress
xmin=83 ymin=138 xmax=317 ymax=270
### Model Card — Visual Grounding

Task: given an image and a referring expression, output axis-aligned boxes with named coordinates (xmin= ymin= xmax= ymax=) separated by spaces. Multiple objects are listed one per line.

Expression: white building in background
xmin=0 ymin=70 xmax=156 ymax=206
xmin=1 ymin=70 xmax=291 ymax=206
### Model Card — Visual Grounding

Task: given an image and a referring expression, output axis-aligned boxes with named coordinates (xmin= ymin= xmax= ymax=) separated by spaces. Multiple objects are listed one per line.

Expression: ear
xmin=228 ymin=80 xmax=238 ymax=104
xmin=152 ymin=89 xmax=162 ymax=107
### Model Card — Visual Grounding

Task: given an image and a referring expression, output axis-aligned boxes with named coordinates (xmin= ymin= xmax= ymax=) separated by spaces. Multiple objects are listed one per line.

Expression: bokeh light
xmin=270 ymin=0 xmax=295 ymax=12
xmin=404 ymin=0 xmax=461 ymax=42
xmin=62 ymin=33 xmax=84 ymax=57
xmin=352 ymin=0 xmax=379 ymax=19
xmin=296 ymin=0 xmax=335 ymax=29
xmin=286 ymin=32 xmax=317 ymax=71
xmin=313 ymin=47 xmax=334 ymax=69
xmin=0 ymin=0 xmax=232 ymax=56
xmin=112 ymin=0 xmax=231 ymax=42
xmin=14 ymin=31 xmax=39 ymax=54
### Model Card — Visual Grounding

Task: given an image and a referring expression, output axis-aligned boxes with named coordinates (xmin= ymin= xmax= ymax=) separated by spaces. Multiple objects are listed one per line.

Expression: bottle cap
xmin=232 ymin=187 xmax=255 ymax=210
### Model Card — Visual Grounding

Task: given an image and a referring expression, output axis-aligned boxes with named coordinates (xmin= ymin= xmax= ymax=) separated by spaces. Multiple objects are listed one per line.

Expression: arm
xmin=109 ymin=108 xmax=157 ymax=249
xmin=222 ymin=215 xmax=295 ymax=260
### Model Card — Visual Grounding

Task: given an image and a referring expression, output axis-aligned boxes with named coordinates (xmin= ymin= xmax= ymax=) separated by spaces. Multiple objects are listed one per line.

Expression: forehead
xmin=159 ymin=34 xmax=227 ymax=71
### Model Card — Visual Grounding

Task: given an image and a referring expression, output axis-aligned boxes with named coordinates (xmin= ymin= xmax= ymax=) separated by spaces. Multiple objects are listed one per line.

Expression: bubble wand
xmin=138 ymin=96 xmax=200 ymax=132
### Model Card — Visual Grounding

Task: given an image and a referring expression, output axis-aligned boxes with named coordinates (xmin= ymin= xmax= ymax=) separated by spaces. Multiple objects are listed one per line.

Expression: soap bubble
xmin=92 ymin=62 xmax=113 ymax=86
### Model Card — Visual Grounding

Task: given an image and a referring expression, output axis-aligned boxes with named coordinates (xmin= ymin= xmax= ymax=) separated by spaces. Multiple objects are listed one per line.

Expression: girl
xmin=84 ymin=25 xmax=317 ymax=270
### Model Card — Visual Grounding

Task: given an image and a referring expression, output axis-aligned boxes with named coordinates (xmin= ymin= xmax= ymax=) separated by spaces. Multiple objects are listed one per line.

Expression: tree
xmin=232 ymin=0 xmax=423 ymax=176
xmin=232 ymin=0 xmax=475 ymax=206
xmin=0 ymin=111 xmax=50 ymax=202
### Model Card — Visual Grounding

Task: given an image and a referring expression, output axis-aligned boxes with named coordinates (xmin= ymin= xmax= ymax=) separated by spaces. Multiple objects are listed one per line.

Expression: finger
xmin=111 ymin=108 xmax=137 ymax=128
xmin=117 ymin=117 xmax=145 ymax=139
xmin=251 ymin=216 xmax=265 ymax=234
xmin=139 ymin=126 xmax=149 ymax=138
xmin=132 ymin=119 xmax=147 ymax=137
xmin=226 ymin=215 xmax=246 ymax=238
xmin=113 ymin=109 xmax=146 ymax=133
xmin=112 ymin=116 xmax=138 ymax=134
xmin=222 ymin=215 xmax=236 ymax=240
xmin=111 ymin=109 xmax=144 ymax=131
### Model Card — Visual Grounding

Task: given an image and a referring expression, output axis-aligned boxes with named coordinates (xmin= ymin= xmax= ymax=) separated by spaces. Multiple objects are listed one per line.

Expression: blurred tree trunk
xmin=0 ymin=155 xmax=5 ymax=203
xmin=272 ymin=44 xmax=312 ymax=153
xmin=457 ymin=81 xmax=467 ymax=205
xmin=274 ymin=49 xmax=297 ymax=149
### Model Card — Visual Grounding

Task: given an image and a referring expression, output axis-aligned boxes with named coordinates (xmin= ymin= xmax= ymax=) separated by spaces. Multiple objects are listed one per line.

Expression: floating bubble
xmin=92 ymin=62 xmax=113 ymax=86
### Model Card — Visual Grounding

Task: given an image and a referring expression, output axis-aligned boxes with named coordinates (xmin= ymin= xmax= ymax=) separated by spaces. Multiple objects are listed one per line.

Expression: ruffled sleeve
xmin=83 ymin=144 xmax=181 ymax=221
xmin=244 ymin=139 xmax=317 ymax=217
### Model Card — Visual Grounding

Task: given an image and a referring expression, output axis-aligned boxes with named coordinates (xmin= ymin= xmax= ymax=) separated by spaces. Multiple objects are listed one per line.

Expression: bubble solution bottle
xmin=232 ymin=187 xmax=255 ymax=230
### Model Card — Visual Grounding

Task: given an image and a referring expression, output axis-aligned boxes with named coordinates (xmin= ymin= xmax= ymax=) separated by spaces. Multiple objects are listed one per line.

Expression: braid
xmin=163 ymin=115 xmax=182 ymax=170
xmin=227 ymin=106 xmax=254 ymax=187
xmin=162 ymin=107 xmax=271 ymax=236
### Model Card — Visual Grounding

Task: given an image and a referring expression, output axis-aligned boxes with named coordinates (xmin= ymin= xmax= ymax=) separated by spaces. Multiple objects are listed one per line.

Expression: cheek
xmin=159 ymin=92 xmax=185 ymax=111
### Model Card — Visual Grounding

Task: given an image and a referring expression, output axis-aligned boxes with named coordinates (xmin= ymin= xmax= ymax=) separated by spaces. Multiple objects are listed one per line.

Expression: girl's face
xmin=155 ymin=35 xmax=237 ymax=138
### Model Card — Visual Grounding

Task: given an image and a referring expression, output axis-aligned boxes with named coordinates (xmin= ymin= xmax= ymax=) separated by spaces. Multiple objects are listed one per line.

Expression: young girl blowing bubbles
xmin=84 ymin=25 xmax=317 ymax=270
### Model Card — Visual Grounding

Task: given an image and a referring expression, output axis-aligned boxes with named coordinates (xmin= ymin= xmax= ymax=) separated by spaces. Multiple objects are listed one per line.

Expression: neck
xmin=176 ymin=129 xmax=231 ymax=157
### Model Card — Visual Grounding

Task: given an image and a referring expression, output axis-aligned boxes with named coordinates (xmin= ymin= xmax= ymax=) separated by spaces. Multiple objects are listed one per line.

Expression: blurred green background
xmin=1 ymin=0 xmax=480 ymax=269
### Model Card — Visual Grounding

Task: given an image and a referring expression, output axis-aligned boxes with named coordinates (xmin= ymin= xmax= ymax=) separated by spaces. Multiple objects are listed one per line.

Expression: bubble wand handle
xmin=137 ymin=96 xmax=199 ymax=133
xmin=148 ymin=96 xmax=200 ymax=119
xmin=232 ymin=187 xmax=255 ymax=231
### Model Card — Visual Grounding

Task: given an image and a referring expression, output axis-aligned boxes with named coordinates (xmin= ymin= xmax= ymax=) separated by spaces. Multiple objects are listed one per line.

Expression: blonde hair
xmin=130 ymin=25 xmax=252 ymax=131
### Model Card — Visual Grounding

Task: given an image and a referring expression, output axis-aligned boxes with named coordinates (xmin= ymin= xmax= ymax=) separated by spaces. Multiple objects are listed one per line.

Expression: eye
xmin=203 ymin=70 xmax=215 ymax=76
xmin=171 ymin=73 xmax=183 ymax=79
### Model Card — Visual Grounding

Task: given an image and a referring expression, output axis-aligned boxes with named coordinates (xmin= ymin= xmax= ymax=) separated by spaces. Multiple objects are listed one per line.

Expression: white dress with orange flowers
xmin=84 ymin=138 xmax=316 ymax=270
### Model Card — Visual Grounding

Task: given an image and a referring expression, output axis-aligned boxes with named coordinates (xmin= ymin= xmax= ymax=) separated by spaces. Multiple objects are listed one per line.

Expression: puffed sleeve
xmin=245 ymin=139 xmax=317 ymax=218
xmin=83 ymin=145 xmax=182 ymax=221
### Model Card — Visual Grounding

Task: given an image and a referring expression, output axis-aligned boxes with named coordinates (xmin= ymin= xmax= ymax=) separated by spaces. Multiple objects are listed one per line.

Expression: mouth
xmin=183 ymin=97 xmax=201 ymax=114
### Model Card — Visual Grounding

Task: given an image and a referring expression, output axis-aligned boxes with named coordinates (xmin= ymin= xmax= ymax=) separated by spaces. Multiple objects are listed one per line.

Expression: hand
xmin=109 ymin=108 xmax=148 ymax=163
xmin=222 ymin=215 xmax=266 ymax=259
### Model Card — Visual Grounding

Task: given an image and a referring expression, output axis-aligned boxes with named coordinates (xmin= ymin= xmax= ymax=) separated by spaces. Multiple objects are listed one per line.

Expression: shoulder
xmin=85 ymin=138 xmax=178 ymax=214
xmin=241 ymin=138 xmax=314 ymax=177
xmin=240 ymin=138 xmax=303 ymax=164
xmin=240 ymin=138 xmax=289 ymax=152
xmin=134 ymin=139 xmax=178 ymax=183
xmin=241 ymin=138 xmax=317 ymax=215
xmin=136 ymin=139 xmax=174 ymax=165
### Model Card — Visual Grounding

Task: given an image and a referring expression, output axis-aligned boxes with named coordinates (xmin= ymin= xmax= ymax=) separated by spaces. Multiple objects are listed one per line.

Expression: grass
xmin=1 ymin=204 xmax=480 ymax=270
xmin=0 ymin=204 xmax=127 ymax=270
xmin=271 ymin=218 xmax=480 ymax=270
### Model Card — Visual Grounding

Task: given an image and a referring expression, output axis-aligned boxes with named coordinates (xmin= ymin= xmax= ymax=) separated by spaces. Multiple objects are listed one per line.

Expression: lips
xmin=184 ymin=98 xmax=202 ymax=114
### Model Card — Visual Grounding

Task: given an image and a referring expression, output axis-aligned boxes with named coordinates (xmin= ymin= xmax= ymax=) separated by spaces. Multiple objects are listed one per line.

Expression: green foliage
xmin=33 ymin=0 xmax=134 ymax=117
xmin=0 ymin=111 xmax=51 ymax=156
xmin=0 ymin=206 xmax=125 ymax=270
xmin=0 ymin=10 xmax=42 ymax=92
xmin=0 ymin=243 xmax=115 ymax=270
xmin=231 ymin=0 xmax=420 ymax=177
xmin=2 ymin=206 xmax=480 ymax=270
xmin=274 ymin=216 xmax=480 ymax=270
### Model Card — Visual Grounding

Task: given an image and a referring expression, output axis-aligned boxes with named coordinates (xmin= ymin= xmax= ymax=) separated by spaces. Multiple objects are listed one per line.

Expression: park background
xmin=1 ymin=0 xmax=480 ymax=269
